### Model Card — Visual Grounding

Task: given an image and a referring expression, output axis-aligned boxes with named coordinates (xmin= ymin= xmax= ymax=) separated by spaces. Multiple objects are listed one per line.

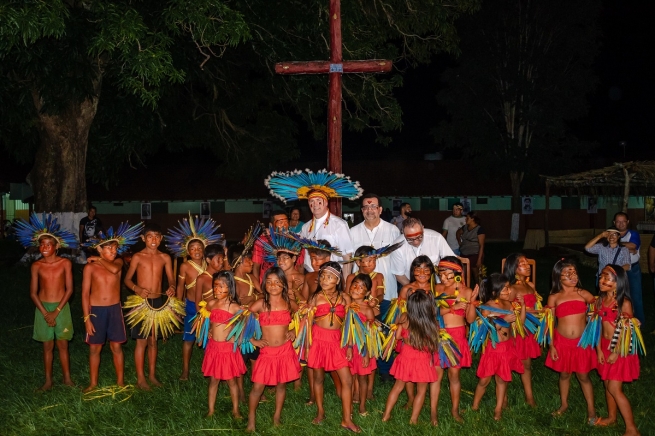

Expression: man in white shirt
xmin=442 ymin=202 xmax=466 ymax=255
xmin=300 ymin=191 xmax=354 ymax=276
xmin=391 ymin=217 xmax=455 ymax=285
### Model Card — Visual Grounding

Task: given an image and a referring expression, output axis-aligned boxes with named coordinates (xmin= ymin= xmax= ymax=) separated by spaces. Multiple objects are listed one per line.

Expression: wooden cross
xmin=275 ymin=0 xmax=392 ymax=216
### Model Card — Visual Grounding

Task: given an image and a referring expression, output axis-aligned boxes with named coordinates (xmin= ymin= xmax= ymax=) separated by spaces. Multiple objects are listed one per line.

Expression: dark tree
xmin=435 ymin=0 xmax=599 ymax=211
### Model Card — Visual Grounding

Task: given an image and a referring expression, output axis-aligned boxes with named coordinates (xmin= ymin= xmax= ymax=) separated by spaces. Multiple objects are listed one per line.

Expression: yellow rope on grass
xmin=83 ymin=385 xmax=134 ymax=402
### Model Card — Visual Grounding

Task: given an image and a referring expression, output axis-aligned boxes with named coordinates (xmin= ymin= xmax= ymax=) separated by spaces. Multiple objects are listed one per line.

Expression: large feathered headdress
xmin=82 ymin=222 xmax=144 ymax=254
xmin=265 ymin=169 xmax=363 ymax=203
xmin=341 ymin=241 xmax=403 ymax=264
xmin=166 ymin=212 xmax=222 ymax=258
xmin=256 ymin=226 xmax=303 ymax=265
xmin=16 ymin=212 xmax=78 ymax=249
xmin=231 ymin=222 xmax=263 ymax=269
xmin=286 ymin=232 xmax=342 ymax=256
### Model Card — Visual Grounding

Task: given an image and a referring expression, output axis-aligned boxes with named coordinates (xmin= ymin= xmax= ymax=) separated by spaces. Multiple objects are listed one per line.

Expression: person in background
xmin=391 ymin=202 xmax=412 ymax=232
xmin=442 ymin=202 xmax=466 ymax=255
xmin=613 ymin=212 xmax=644 ymax=325
xmin=289 ymin=207 xmax=304 ymax=233
xmin=649 ymin=236 xmax=655 ymax=334
xmin=80 ymin=206 xmax=103 ymax=247
xmin=585 ymin=228 xmax=631 ymax=284
xmin=456 ymin=212 xmax=486 ymax=285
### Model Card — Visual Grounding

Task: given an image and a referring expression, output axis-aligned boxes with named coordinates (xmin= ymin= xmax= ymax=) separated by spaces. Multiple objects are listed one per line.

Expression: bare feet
xmin=430 ymin=419 xmax=438 ymax=427
xmin=340 ymin=422 xmax=361 ymax=433
xmin=305 ymin=399 xmax=315 ymax=406
xmin=451 ymin=410 xmax=464 ymax=423
xmin=245 ymin=425 xmax=255 ymax=433
xmin=149 ymin=377 xmax=163 ymax=387
xmin=136 ymin=379 xmax=151 ymax=391
xmin=206 ymin=411 xmax=214 ymax=418
xmin=312 ymin=414 xmax=325 ymax=425
xmin=82 ymin=385 xmax=97 ymax=393
xmin=493 ymin=409 xmax=502 ymax=421
xmin=273 ymin=418 xmax=282 ymax=427
xmin=551 ymin=406 xmax=568 ymax=417
xmin=63 ymin=378 xmax=75 ymax=387
xmin=367 ymin=393 xmax=374 ymax=400
xmin=623 ymin=430 xmax=641 ymax=436
xmin=409 ymin=419 xmax=418 ymax=425
xmin=592 ymin=417 xmax=617 ymax=427
xmin=232 ymin=411 xmax=243 ymax=420
xmin=178 ymin=372 xmax=189 ymax=381
xmin=36 ymin=381 xmax=53 ymax=392
xmin=401 ymin=402 xmax=412 ymax=411
xmin=526 ymin=398 xmax=537 ymax=408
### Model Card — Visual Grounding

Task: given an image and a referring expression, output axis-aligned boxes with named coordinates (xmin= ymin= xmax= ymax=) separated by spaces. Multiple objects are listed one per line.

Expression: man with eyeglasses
xmin=391 ymin=217 xmax=455 ymax=285
xmin=252 ymin=210 xmax=305 ymax=283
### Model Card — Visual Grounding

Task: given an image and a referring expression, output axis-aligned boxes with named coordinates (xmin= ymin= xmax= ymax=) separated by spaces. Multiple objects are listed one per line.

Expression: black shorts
xmin=242 ymin=348 xmax=260 ymax=362
xmin=86 ymin=303 xmax=127 ymax=345
xmin=131 ymin=297 xmax=164 ymax=340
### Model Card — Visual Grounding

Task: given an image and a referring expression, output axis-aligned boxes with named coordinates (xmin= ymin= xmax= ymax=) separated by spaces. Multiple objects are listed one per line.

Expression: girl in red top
xmin=347 ymin=273 xmax=377 ymax=417
xmin=503 ymin=253 xmax=541 ymax=407
xmin=545 ymin=259 xmax=598 ymax=424
xmin=307 ymin=262 xmax=360 ymax=433
xmin=382 ymin=291 xmax=441 ymax=426
xmin=202 ymin=271 xmax=246 ymax=418
xmin=435 ymin=257 xmax=478 ymax=422
xmin=246 ymin=267 xmax=300 ymax=432
xmin=595 ymin=265 xmax=641 ymax=435
xmin=472 ymin=273 xmax=525 ymax=421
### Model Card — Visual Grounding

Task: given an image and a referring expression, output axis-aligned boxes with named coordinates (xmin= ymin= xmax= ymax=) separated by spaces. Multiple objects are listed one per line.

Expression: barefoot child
xmin=594 ymin=265 xmax=642 ymax=435
xmin=471 ymin=273 xmax=525 ymax=421
xmin=435 ymin=257 xmax=478 ymax=422
xmin=544 ymin=258 xmax=598 ymax=423
xmin=306 ymin=262 xmax=360 ymax=432
xmin=195 ymin=244 xmax=229 ymax=305
xmin=382 ymin=291 xmax=441 ymax=426
xmin=167 ymin=215 xmax=222 ymax=381
xmin=18 ymin=213 xmax=78 ymax=391
xmin=123 ymin=223 xmax=176 ymax=390
xmin=347 ymin=274 xmax=377 ymax=416
xmin=503 ymin=253 xmax=541 ymax=407
xmin=246 ymin=267 xmax=300 ymax=432
xmin=81 ymin=222 xmax=143 ymax=392
xmin=202 ymin=271 xmax=246 ymax=418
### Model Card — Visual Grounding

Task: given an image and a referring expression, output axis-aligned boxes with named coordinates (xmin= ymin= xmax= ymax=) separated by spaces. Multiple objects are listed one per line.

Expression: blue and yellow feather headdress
xmin=166 ymin=212 xmax=222 ymax=258
xmin=265 ymin=168 xmax=363 ymax=203
xmin=16 ymin=212 xmax=78 ymax=249
xmin=82 ymin=222 xmax=144 ymax=254
xmin=231 ymin=222 xmax=263 ymax=269
xmin=341 ymin=241 xmax=403 ymax=264
xmin=286 ymin=232 xmax=342 ymax=256
xmin=256 ymin=226 xmax=303 ymax=265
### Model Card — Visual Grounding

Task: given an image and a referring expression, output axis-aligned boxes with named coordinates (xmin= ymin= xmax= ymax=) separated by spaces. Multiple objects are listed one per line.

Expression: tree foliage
xmin=435 ymin=0 xmax=599 ymax=210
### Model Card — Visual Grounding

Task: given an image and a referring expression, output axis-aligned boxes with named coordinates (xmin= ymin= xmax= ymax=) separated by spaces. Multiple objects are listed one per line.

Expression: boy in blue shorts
xmin=81 ymin=222 xmax=143 ymax=392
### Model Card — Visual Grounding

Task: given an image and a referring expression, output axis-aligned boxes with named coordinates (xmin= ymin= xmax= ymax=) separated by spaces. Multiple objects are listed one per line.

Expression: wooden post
xmin=622 ymin=165 xmax=631 ymax=213
xmin=544 ymin=180 xmax=550 ymax=247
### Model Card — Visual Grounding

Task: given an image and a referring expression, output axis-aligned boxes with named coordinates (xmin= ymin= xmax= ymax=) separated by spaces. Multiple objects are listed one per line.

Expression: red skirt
xmin=251 ymin=341 xmax=301 ymax=385
xmin=202 ymin=340 xmax=247 ymax=380
xmin=476 ymin=340 xmax=524 ymax=382
xmin=308 ymin=325 xmax=349 ymax=371
xmin=349 ymin=347 xmax=377 ymax=376
xmin=445 ymin=326 xmax=472 ymax=368
xmin=545 ymin=330 xmax=596 ymax=374
xmin=597 ymin=338 xmax=640 ymax=382
xmin=390 ymin=342 xmax=438 ymax=383
xmin=514 ymin=333 xmax=541 ymax=360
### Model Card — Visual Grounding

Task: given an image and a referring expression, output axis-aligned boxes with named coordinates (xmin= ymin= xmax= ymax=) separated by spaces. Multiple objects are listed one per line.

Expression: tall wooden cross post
xmin=275 ymin=0 xmax=392 ymax=216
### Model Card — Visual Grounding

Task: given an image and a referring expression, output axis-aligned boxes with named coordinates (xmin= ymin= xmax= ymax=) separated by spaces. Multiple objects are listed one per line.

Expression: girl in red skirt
xmin=246 ymin=267 xmax=300 ymax=432
xmin=503 ymin=253 xmax=541 ymax=407
xmin=202 ymin=271 xmax=246 ymax=418
xmin=544 ymin=258 xmax=598 ymax=423
xmin=347 ymin=273 xmax=377 ymax=417
xmin=435 ymin=257 xmax=478 ymax=422
xmin=472 ymin=273 xmax=525 ymax=421
xmin=307 ymin=262 xmax=360 ymax=432
xmin=594 ymin=265 xmax=641 ymax=435
xmin=382 ymin=290 xmax=442 ymax=426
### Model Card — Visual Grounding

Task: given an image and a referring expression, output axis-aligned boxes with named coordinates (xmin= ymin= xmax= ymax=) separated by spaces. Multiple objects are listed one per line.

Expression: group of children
xmin=22 ymin=212 xmax=643 ymax=436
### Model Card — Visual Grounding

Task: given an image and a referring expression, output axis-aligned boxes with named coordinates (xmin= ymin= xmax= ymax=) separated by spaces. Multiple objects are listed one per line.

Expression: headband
xmin=321 ymin=266 xmax=342 ymax=281
xmin=404 ymin=230 xmax=423 ymax=238
xmin=438 ymin=260 xmax=463 ymax=273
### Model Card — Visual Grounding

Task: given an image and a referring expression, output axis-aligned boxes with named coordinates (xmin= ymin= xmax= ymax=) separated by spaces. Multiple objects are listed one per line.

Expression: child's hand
xmin=597 ymin=350 xmax=605 ymax=364
xmin=86 ymin=256 xmax=101 ymax=263
xmin=85 ymin=319 xmax=96 ymax=336
xmin=516 ymin=294 xmax=525 ymax=305
xmin=607 ymin=352 xmax=619 ymax=364
xmin=285 ymin=330 xmax=296 ymax=342
xmin=471 ymin=285 xmax=479 ymax=301
xmin=346 ymin=347 xmax=353 ymax=361
xmin=453 ymin=301 xmax=467 ymax=311
xmin=549 ymin=346 xmax=559 ymax=361
xmin=251 ymin=339 xmax=269 ymax=348
xmin=503 ymin=313 xmax=517 ymax=323
xmin=43 ymin=311 xmax=57 ymax=326
xmin=362 ymin=355 xmax=370 ymax=368
xmin=166 ymin=286 xmax=175 ymax=297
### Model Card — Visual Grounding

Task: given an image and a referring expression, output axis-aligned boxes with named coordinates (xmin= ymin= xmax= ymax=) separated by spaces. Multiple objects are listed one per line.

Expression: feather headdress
xmin=16 ymin=212 xmax=79 ymax=249
xmin=256 ymin=226 xmax=303 ymax=265
xmin=166 ymin=212 xmax=222 ymax=258
xmin=82 ymin=222 xmax=144 ymax=254
xmin=231 ymin=222 xmax=263 ymax=269
xmin=286 ymin=232 xmax=342 ymax=256
xmin=265 ymin=168 xmax=363 ymax=203
xmin=341 ymin=241 xmax=403 ymax=264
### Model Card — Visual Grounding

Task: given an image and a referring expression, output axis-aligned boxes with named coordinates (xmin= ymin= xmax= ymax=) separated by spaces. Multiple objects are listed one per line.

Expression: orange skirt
xmin=202 ymin=340 xmax=247 ymax=380
xmin=308 ymin=325 xmax=348 ymax=371
xmin=251 ymin=341 xmax=301 ymax=385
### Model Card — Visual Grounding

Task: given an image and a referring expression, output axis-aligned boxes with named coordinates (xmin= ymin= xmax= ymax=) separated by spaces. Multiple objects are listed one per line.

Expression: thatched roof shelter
xmin=540 ymin=161 xmax=655 ymax=245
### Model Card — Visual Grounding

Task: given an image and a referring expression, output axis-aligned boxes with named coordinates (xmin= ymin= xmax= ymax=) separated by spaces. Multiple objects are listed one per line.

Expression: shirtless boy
xmin=29 ymin=234 xmax=75 ymax=391
xmin=81 ymin=241 xmax=126 ymax=392
xmin=194 ymin=244 xmax=228 ymax=307
xmin=123 ymin=223 xmax=176 ymax=390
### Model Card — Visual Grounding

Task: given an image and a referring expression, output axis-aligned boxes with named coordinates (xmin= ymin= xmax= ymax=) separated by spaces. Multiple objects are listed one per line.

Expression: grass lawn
xmin=1 ymin=242 xmax=654 ymax=435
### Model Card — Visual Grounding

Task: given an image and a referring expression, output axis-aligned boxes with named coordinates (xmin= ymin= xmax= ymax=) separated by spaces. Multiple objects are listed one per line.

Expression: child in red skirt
xmin=545 ymin=258 xmax=598 ymax=423
xmin=472 ymin=273 xmax=525 ymax=421
xmin=202 ymin=271 xmax=246 ymax=418
xmin=347 ymin=273 xmax=377 ymax=417
xmin=504 ymin=252 xmax=541 ymax=407
xmin=435 ymin=257 xmax=478 ymax=422
xmin=246 ymin=267 xmax=300 ymax=432
xmin=307 ymin=262 xmax=360 ymax=432
xmin=594 ymin=265 xmax=641 ymax=435
xmin=382 ymin=290 xmax=442 ymax=426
